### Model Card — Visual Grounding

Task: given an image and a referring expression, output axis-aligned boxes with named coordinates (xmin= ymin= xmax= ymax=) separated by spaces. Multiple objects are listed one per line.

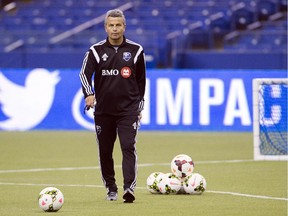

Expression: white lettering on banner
xmin=224 ymin=79 xmax=251 ymax=125
xmin=72 ymin=88 xmax=95 ymax=130
xmin=72 ymin=77 xmax=253 ymax=130
xmin=156 ymin=78 xmax=192 ymax=125
xmin=141 ymin=79 xmax=150 ymax=124
xmin=200 ymin=79 xmax=224 ymax=125
xmin=260 ymin=85 xmax=281 ymax=126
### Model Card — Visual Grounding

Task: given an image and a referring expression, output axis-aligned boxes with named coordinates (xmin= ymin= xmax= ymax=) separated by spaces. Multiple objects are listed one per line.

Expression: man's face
xmin=105 ymin=17 xmax=125 ymax=44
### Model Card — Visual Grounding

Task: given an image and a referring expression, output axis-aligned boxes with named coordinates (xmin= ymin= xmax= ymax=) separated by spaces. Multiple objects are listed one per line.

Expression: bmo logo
xmin=121 ymin=67 xmax=131 ymax=78
xmin=102 ymin=69 xmax=119 ymax=76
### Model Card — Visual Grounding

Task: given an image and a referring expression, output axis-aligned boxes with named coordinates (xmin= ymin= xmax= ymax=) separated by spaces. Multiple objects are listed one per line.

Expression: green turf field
xmin=0 ymin=131 xmax=287 ymax=216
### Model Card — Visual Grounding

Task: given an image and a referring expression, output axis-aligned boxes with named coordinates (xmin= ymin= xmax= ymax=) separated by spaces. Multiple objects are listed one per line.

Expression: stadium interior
xmin=0 ymin=0 xmax=287 ymax=69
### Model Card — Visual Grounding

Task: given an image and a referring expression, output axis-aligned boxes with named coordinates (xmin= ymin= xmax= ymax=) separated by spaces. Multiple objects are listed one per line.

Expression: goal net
xmin=253 ymin=78 xmax=288 ymax=160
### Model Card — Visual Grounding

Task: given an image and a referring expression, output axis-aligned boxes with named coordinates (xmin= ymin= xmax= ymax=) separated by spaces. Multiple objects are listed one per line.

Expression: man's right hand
xmin=85 ymin=95 xmax=96 ymax=108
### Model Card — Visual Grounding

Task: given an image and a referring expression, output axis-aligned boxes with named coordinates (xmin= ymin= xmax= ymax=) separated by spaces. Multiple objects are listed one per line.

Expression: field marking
xmin=0 ymin=182 xmax=102 ymax=188
xmin=0 ymin=166 xmax=100 ymax=174
xmin=207 ymin=190 xmax=288 ymax=201
xmin=0 ymin=159 xmax=255 ymax=174
xmin=1 ymin=160 xmax=286 ymax=201
xmin=0 ymin=182 xmax=287 ymax=201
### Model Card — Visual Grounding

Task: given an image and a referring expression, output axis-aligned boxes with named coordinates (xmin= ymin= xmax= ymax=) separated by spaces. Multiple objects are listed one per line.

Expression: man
xmin=79 ymin=9 xmax=146 ymax=203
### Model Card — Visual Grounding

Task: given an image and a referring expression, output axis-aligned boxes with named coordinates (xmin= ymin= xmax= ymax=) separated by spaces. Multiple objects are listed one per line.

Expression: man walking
xmin=79 ymin=9 xmax=146 ymax=203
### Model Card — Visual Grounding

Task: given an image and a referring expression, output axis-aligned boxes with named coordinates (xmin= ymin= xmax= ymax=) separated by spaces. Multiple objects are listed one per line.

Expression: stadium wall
xmin=0 ymin=68 xmax=286 ymax=131
xmin=0 ymin=51 xmax=287 ymax=69
xmin=173 ymin=51 xmax=287 ymax=69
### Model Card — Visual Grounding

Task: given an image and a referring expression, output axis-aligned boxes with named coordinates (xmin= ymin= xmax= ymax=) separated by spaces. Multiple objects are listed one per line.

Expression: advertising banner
xmin=0 ymin=68 xmax=286 ymax=131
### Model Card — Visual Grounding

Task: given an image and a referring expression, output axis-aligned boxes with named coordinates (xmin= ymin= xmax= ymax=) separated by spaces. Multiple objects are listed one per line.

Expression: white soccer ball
xmin=183 ymin=173 xmax=207 ymax=195
xmin=158 ymin=173 xmax=182 ymax=194
xmin=146 ymin=172 xmax=164 ymax=194
xmin=38 ymin=187 xmax=64 ymax=212
xmin=171 ymin=154 xmax=194 ymax=178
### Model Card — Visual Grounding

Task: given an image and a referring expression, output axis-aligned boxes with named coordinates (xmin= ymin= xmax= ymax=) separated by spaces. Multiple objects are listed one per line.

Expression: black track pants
xmin=94 ymin=114 xmax=139 ymax=193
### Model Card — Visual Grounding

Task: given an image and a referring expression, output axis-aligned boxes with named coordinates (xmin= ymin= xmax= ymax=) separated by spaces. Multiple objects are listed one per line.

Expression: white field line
xmin=0 ymin=159 xmax=255 ymax=174
xmin=0 ymin=182 xmax=102 ymax=188
xmin=207 ymin=190 xmax=288 ymax=201
xmin=0 ymin=182 xmax=287 ymax=201
xmin=0 ymin=159 xmax=286 ymax=201
xmin=0 ymin=160 xmax=288 ymax=201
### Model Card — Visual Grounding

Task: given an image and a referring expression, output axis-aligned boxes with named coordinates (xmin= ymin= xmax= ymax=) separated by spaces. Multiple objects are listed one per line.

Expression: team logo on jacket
xmin=102 ymin=53 xmax=108 ymax=61
xmin=123 ymin=52 xmax=131 ymax=61
xmin=95 ymin=125 xmax=102 ymax=135
xmin=121 ymin=67 xmax=131 ymax=78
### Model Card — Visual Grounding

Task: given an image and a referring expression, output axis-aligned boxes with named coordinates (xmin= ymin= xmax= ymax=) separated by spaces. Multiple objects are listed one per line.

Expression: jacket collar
xmin=106 ymin=36 xmax=126 ymax=47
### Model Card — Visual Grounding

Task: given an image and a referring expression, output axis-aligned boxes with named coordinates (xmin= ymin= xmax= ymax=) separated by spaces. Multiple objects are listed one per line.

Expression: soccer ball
xmin=158 ymin=173 xmax=182 ymax=194
xmin=171 ymin=154 xmax=194 ymax=178
xmin=146 ymin=172 xmax=164 ymax=194
xmin=38 ymin=187 xmax=64 ymax=212
xmin=183 ymin=173 xmax=207 ymax=195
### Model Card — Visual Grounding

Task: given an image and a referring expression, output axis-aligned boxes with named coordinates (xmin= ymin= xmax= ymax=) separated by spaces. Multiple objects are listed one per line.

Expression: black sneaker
xmin=123 ymin=189 xmax=135 ymax=203
xmin=106 ymin=191 xmax=118 ymax=201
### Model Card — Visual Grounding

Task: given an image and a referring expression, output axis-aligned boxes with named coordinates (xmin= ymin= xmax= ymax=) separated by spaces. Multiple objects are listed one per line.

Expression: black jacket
xmin=79 ymin=36 xmax=146 ymax=116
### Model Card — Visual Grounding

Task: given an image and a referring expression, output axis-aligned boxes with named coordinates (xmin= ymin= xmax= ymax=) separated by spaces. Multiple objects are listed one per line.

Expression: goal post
xmin=253 ymin=78 xmax=288 ymax=161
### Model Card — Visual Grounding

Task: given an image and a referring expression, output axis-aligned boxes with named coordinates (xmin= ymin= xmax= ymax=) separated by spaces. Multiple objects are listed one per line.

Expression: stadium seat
xmin=231 ymin=3 xmax=257 ymax=30
xmin=257 ymin=0 xmax=279 ymax=21
xmin=0 ymin=0 xmax=286 ymax=68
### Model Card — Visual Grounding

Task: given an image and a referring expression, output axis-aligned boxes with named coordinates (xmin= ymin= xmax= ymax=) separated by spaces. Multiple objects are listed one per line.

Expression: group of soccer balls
xmin=147 ymin=154 xmax=207 ymax=195
xmin=37 ymin=154 xmax=205 ymax=212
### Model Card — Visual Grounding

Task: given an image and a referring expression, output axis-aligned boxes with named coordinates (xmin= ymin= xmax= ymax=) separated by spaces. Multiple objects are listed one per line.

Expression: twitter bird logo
xmin=0 ymin=68 xmax=60 ymax=131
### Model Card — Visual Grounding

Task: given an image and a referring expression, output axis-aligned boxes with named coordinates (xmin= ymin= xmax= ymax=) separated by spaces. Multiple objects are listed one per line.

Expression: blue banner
xmin=0 ymin=68 xmax=286 ymax=131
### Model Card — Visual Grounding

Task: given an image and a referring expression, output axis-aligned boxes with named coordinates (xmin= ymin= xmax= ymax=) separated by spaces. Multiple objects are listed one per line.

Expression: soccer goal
xmin=253 ymin=78 xmax=288 ymax=160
